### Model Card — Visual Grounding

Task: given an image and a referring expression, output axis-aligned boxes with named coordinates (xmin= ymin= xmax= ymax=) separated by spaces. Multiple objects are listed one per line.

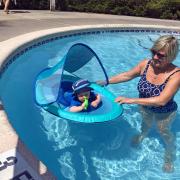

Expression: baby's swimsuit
xmin=64 ymin=91 xmax=97 ymax=112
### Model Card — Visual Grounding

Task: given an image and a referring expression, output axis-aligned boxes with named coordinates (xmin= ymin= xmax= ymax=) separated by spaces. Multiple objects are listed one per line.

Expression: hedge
xmin=1 ymin=0 xmax=179 ymax=20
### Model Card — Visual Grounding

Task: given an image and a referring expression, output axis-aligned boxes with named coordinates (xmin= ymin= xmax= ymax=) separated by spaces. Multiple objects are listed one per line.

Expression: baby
xmin=67 ymin=79 xmax=101 ymax=112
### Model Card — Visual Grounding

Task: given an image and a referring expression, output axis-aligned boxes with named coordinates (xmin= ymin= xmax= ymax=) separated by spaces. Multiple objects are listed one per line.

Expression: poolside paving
xmin=0 ymin=10 xmax=180 ymax=42
xmin=0 ymin=10 xmax=180 ymax=180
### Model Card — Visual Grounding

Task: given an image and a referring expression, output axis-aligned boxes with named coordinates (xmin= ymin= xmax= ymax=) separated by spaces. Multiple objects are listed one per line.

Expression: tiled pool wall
xmin=0 ymin=27 xmax=180 ymax=77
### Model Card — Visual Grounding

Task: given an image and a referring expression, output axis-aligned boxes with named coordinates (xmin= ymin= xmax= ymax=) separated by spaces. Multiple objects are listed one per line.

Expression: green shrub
xmin=9 ymin=0 xmax=180 ymax=20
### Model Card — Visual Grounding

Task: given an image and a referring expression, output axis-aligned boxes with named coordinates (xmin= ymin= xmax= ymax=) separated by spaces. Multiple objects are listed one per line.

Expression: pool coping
xmin=0 ymin=24 xmax=180 ymax=179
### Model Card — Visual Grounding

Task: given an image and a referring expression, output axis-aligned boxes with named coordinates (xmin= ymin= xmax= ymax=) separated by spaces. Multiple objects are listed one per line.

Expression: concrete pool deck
xmin=0 ymin=10 xmax=180 ymax=179
xmin=1 ymin=10 xmax=180 ymax=42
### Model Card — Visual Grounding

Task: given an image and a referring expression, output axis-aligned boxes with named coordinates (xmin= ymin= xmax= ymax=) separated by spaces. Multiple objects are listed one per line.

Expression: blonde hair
xmin=151 ymin=35 xmax=179 ymax=62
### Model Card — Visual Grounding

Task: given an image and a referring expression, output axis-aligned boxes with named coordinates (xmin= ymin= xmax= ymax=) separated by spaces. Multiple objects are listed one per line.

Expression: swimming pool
xmin=0 ymin=26 xmax=180 ymax=179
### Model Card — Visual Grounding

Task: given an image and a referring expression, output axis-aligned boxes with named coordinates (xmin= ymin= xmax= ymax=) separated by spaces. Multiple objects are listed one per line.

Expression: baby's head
xmin=72 ymin=79 xmax=92 ymax=102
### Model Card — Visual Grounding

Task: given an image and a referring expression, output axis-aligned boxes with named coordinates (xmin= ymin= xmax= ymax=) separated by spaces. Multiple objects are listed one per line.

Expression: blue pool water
xmin=0 ymin=30 xmax=180 ymax=179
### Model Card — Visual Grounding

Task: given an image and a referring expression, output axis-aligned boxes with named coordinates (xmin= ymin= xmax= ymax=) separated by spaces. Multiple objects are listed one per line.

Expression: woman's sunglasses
xmin=151 ymin=49 xmax=167 ymax=59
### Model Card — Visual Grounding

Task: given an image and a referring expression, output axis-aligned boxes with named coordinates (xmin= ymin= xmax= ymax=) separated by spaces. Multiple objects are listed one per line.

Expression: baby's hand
xmin=81 ymin=101 xmax=86 ymax=109
xmin=91 ymin=101 xmax=98 ymax=108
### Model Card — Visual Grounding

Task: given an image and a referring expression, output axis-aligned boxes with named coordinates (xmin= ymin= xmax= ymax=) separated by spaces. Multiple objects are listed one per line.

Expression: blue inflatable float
xmin=35 ymin=43 xmax=123 ymax=123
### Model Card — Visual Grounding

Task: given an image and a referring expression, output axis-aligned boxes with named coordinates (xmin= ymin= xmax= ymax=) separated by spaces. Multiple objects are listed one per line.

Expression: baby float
xmin=35 ymin=43 xmax=123 ymax=123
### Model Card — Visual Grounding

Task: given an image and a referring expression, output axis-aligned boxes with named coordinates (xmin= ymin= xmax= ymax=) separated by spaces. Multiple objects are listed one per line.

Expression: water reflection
xmin=40 ymin=107 xmax=180 ymax=180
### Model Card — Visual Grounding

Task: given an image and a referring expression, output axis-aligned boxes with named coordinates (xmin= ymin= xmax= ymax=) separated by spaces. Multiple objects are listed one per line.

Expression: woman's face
xmin=151 ymin=49 xmax=169 ymax=68
xmin=77 ymin=91 xmax=90 ymax=102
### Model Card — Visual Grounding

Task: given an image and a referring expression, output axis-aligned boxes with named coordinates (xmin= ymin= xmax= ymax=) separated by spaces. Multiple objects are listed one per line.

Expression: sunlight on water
xmin=80 ymin=148 xmax=91 ymax=179
xmin=58 ymin=152 xmax=76 ymax=180
xmin=41 ymin=110 xmax=77 ymax=150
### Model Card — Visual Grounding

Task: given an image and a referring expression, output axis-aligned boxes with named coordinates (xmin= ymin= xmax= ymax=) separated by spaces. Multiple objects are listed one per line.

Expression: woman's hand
xmin=115 ymin=96 xmax=135 ymax=104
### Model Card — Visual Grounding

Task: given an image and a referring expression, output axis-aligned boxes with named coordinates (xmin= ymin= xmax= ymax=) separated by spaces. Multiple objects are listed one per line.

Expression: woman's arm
xmin=116 ymin=71 xmax=180 ymax=106
xmin=108 ymin=60 xmax=147 ymax=84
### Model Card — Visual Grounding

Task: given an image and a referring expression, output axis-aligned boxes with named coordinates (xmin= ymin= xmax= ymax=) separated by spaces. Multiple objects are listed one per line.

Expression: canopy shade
xmin=35 ymin=43 xmax=109 ymax=106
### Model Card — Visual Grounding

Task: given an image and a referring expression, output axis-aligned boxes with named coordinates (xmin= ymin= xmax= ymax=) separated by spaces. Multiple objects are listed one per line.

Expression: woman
xmin=105 ymin=35 xmax=180 ymax=172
